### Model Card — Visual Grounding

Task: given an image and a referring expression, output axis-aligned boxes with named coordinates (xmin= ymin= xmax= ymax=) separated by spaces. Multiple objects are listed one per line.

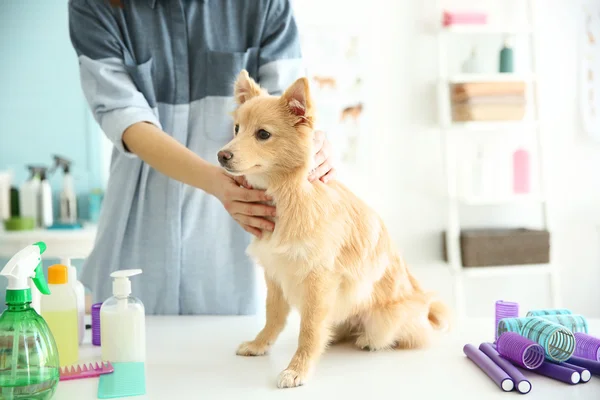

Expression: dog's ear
xmin=234 ymin=70 xmax=262 ymax=105
xmin=281 ymin=77 xmax=312 ymax=119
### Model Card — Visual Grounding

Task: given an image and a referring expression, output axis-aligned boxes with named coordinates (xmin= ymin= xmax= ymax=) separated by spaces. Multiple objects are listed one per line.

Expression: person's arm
xmin=69 ymin=0 xmax=275 ymax=237
xmin=69 ymin=0 xmax=218 ymax=190
xmin=121 ymin=122 xmax=218 ymax=192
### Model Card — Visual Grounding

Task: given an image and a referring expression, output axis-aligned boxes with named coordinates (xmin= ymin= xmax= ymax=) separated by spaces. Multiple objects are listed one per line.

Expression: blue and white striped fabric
xmin=68 ymin=0 xmax=304 ymax=314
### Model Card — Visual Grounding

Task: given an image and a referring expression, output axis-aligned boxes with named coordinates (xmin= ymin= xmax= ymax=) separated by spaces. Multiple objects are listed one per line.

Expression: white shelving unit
xmin=436 ymin=1 xmax=561 ymax=318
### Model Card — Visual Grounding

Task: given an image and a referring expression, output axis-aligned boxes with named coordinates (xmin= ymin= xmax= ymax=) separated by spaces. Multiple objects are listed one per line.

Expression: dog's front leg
xmin=237 ymin=274 xmax=290 ymax=356
xmin=277 ymin=272 xmax=333 ymax=388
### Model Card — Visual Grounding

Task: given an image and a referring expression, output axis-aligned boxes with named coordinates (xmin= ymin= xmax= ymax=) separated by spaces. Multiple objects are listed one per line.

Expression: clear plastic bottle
xmin=19 ymin=167 xmax=41 ymax=227
xmin=0 ymin=242 xmax=59 ymax=399
xmin=41 ymin=264 xmax=79 ymax=367
xmin=101 ymin=269 xmax=145 ymax=363
xmin=61 ymin=258 xmax=85 ymax=345
xmin=37 ymin=168 xmax=53 ymax=229
xmin=0 ymin=301 xmax=60 ymax=399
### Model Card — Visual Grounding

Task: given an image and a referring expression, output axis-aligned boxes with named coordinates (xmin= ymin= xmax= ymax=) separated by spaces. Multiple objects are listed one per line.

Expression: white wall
xmin=97 ymin=0 xmax=600 ymax=317
xmin=295 ymin=0 xmax=600 ymax=317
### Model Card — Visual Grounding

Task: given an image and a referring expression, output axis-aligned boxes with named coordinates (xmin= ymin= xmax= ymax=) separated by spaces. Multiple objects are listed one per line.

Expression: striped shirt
xmin=69 ymin=0 xmax=303 ymax=314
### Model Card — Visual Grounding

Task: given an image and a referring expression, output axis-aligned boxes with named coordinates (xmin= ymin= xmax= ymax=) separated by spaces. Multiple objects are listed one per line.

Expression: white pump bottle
xmin=100 ymin=269 xmax=145 ymax=363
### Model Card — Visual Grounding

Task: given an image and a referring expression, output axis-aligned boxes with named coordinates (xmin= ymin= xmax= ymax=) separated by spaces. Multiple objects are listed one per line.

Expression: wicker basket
xmin=442 ymin=228 xmax=550 ymax=267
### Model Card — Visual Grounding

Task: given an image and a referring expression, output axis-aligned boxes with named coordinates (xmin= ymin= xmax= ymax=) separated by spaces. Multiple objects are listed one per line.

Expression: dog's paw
xmin=355 ymin=334 xmax=392 ymax=351
xmin=236 ymin=341 xmax=270 ymax=356
xmin=277 ymin=369 xmax=305 ymax=388
xmin=355 ymin=334 xmax=373 ymax=350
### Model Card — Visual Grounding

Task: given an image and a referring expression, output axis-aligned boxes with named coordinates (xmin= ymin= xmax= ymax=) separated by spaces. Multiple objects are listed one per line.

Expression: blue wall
xmin=0 ymin=1 xmax=104 ymax=218
xmin=0 ymin=1 xmax=104 ymax=305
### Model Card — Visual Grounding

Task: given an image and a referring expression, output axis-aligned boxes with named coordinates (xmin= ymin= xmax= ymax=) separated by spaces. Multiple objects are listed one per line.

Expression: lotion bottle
xmin=100 ymin=269 xmax=145 ymax=363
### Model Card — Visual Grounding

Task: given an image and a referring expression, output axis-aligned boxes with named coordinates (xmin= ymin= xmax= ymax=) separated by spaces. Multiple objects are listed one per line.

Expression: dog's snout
xmin=218 ymin=150 xmax=234 ymax=166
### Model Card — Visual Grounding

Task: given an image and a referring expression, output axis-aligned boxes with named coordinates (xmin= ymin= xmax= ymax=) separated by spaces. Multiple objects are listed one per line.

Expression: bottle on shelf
xmin=513 ymin=148 xmax=530 ymax=194
xmin=461 ymin=46 xmax=483 ymax=74
xmin=37 ymin=167 xmax=53 ymax=228
xmin=499 ymin=36 xmax=514 ymax=73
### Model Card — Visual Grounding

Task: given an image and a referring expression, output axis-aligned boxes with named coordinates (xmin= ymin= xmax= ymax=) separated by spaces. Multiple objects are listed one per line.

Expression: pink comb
xmin=59 ymin=361 xmax=114 ymax=381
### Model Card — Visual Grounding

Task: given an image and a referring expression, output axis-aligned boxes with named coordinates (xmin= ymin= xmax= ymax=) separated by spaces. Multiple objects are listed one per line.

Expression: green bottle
xmin=499 ymin=37 xmax=514 ymax=73
xmin=0 ymin=242 xmax=59 ymax=399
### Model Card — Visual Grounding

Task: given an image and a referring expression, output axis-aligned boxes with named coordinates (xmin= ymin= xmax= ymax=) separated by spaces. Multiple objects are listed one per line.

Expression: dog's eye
xmin=234 ymin=124 xmax=239 ymax=135
xmin=256 ymin=129 xmax=271 ymax=141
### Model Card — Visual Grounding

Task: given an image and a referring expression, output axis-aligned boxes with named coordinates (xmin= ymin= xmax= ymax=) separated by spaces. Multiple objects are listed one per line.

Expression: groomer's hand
xmin=309 ymin=130 xmax=336 ymax=183
xmin=209 ymin=169 xmax=275 ymax=238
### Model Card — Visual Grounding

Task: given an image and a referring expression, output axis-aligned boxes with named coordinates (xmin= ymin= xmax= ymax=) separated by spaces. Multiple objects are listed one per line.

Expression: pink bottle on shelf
xmin=442 ymin=11 xmax=487 ymax=26
xmin=513 ymin=148 xmax=530 ymax=194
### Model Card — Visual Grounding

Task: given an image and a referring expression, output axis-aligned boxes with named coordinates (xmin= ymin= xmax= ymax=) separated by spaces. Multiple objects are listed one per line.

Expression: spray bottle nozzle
xmin=52 ymin=155 xmax=72 ymax=174
xmin=1 ymin=242 xmax=51 ymax=304
xmin=26 ymin=165 xmax=47 ymax=179
xmin=34 ymin=242 xmax=46 ymax=254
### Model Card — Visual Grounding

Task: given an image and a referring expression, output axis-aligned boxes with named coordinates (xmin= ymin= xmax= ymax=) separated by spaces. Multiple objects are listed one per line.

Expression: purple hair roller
xmin=530 ymin=362 xmax=580 ymax=384
xmin=91 ymin=302 xmax=102 ymax=346
xmin=495 ymin=300 xmax=519 ymax=340
xmin=566 ymin=355 xmax=600 ymax=375
xmin=479 ymin=343 xmax=532 ymax=394
xmin=496 ymin=332 xmax=545 ymax=370
xmin=573 ymin=332 xmax=600 ymax=361
xmin=561 ymin=362 xmax=592 ymax=383
xmin=463 ymin=344 xmax=514 ymax=392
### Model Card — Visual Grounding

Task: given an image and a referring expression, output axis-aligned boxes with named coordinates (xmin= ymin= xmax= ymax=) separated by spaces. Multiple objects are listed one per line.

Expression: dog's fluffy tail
xmin=427 ymin=297 xmax=452 ymax=333
xmin=405 ymin=270 xmax=452 ymax=333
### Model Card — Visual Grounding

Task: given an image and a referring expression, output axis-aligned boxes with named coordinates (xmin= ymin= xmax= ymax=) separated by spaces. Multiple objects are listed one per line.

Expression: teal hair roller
xmin=526 ymin=308 xmax=572 ymax=317
xmin=497 ymin=317 xmax=530 ymax=338
xmin=520 ymin=317 xmax=575 ymax=362
xmin=532 ymin=314 xmax=588 ymax=334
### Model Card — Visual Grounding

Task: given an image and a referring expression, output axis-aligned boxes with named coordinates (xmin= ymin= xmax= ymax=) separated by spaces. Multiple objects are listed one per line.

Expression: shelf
xmin=442 ymin=25 xmax=532 ymax=35
xmin=447 ymin=73 xmax=535 ymax=84
xmin=457 ymin=194 xmax=544 ymax=206
xmin=461 ymin=264 xmax=551 ymax=278
xmin=445 ymin=120 xmax=538 ymax=131
xmin=0 ymin=224 xmax=97 ymax=259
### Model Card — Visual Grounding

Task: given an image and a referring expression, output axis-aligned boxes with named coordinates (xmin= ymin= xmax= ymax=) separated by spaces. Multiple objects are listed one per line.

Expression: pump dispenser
xmin=0 ymin=242 xmax=60 ymax=399
xmin=100 ymin=269 xmax=145 ymax=363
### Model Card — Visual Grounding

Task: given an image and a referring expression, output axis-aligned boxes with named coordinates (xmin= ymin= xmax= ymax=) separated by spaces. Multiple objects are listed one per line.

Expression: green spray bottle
xmin=0 ymin=242 xmax=59 ymax=399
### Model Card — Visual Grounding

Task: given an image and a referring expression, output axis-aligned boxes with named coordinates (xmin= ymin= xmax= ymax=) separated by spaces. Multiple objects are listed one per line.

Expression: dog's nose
xmin=218 ymin=150 xmax=234 ymax=166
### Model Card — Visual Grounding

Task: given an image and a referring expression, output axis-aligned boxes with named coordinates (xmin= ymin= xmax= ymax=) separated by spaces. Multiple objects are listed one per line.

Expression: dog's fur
xmin=218 ymin=70 xmax=451 ymax=389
